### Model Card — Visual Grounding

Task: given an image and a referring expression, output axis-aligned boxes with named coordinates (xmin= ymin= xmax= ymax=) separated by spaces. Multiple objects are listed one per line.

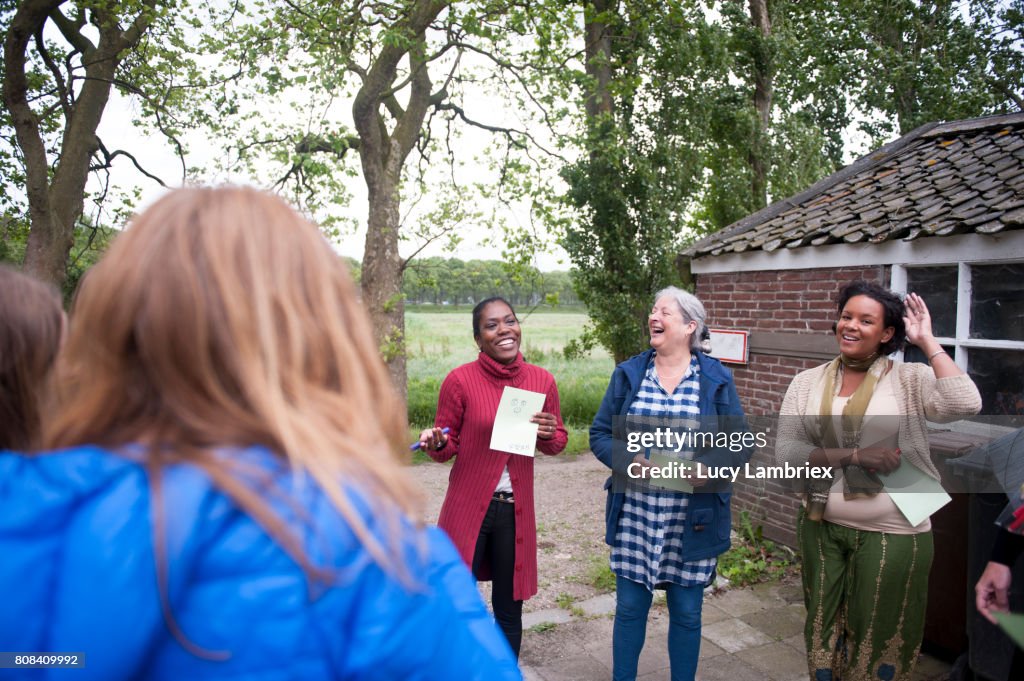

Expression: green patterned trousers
xmin=797 ymin=508 xmax=934 ymax=681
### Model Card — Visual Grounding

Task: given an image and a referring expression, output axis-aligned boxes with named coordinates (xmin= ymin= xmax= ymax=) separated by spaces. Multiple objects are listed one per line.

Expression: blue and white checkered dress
xmin=610 ymin=354 xmax=717 ymax=590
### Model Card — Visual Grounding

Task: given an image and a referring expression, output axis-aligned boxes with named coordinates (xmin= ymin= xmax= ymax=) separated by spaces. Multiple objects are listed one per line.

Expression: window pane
xmin=906 ymin=267 xmax=957 ymax=338
xmin=970 ymin=264 xmax=1024 ymax=341
xmin=904 ymin=344 xmax=955 ymax=365
xmin=967 ymin=348 xmax=1024 ymax=418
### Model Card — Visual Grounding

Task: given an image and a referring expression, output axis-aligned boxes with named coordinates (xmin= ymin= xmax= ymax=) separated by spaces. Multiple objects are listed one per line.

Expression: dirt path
xmin=408 ymin=453 xmax=611 ymax=612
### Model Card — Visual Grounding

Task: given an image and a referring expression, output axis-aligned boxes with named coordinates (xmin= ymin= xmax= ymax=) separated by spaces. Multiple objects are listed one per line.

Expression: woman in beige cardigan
xmin=778 ymin=280 xmax=980 ymax=681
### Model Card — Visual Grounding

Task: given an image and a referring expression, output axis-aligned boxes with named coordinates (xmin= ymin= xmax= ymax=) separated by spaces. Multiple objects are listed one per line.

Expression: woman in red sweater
xmin=418 ymin=297 xmax=567 ymax=657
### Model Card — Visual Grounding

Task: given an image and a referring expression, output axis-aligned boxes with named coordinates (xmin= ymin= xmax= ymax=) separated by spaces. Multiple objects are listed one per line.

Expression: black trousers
xmin=472 ymin=498 xmax=523 ymax=657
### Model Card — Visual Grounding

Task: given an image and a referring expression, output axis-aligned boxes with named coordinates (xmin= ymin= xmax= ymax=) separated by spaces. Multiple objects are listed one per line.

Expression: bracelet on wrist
xmin=927 ymin=349 xmax=947 ymax=363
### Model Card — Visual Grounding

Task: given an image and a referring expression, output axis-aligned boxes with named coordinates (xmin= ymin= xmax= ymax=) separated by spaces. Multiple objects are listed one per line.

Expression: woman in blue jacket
xmin=0 ymin=187 xmax=520 ymax=681
xmin=590 ymin=287 xmax=750 ymax=681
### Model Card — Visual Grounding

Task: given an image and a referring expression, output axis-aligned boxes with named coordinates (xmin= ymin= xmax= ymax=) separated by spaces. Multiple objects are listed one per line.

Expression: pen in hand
xmin=410 ymin=427 xmax=450 ymax=451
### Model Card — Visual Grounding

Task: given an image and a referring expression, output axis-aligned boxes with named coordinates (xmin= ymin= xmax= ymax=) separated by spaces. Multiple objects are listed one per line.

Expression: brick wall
xmin=695 ymin=265 xmax=888 ymax=546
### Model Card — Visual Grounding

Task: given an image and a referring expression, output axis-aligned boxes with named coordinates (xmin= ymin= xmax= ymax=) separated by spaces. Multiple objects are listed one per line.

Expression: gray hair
xmin=654 ymin=286 xmax=707 ymax=352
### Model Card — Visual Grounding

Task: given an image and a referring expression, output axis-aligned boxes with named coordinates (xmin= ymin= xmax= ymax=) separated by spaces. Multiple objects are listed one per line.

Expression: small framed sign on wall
xmin=708 ymin=329 xmax=749 ymax=364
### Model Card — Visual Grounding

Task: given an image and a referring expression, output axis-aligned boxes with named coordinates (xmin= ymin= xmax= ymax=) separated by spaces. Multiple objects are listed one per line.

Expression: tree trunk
xmin=3 ymin=0 xmax=156 ymax=288
xmin=584 ymin=0 xmax=615 ymax=121
xmin=748 ymin=0 xmax=773 ymax=210
xmin=3 ymin=0 xmax=153 ymax=286
xmin=362 ymin=170 xmax=407 ymax=398
xmin=350 ymin=4 xmax=444 ymax=398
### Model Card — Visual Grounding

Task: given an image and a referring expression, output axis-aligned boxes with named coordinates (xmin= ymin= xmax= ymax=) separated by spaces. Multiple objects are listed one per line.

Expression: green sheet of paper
xmin=489 ymin=386 xmax=546 ymax=456
xmin=647 ymin=451 xmax=695 ymax=493
xmin=993 ymin=611 xmax=1024 ymax=649
xmin=879 ymin=460 xmax=951 ymax=526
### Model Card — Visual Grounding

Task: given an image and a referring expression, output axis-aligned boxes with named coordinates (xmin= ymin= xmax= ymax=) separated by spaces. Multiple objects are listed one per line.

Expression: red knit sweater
xmin=429 ymin=352 xmax=567 ymax=601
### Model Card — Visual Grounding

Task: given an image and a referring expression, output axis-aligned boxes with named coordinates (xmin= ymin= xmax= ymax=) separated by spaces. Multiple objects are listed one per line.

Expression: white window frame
xmin=892 ymin=262 xmax=1024 ymax=360
xmin=892 ymin=261 xmax=1024 ymax=435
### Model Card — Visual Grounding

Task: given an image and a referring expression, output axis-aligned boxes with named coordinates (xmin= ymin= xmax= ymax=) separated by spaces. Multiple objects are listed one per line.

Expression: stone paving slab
xmin=698 ymin=639 xmax=726 ymax=660
xmin=693 ymin=654 xmax=767 ymax=681
xmin=579 ymin=593 xmax=616 ymax=617
xmin=700 ymin=617 xmax=774 ymax=653
xmin=783 ymin=633 xmax=807 ymax=655
xmin=524 ymin=608 xmax=574 ymax=629
xmin=699 ymin=601 xmax=732 ymax=625
xmin=519 ymin=581 xmax=952 ymax=681
xmin=707 ymin=586 xmax=777 ymax=616
xmin=773 ymin=582 xmax=805 ymax=604
xmin=530 ymin=653 xmax=612 ymax=681
xmin=736 ymin=642 xmax=809 ymax=681
xmin=575 ymin=616 xmax=615 ymax=654
xmin=740 ymin=603 xmax=807 ymax=641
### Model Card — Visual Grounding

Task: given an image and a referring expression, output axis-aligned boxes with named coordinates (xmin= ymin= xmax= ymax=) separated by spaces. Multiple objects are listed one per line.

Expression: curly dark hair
xmin=835 ymin=280 xmax=906 ymax=355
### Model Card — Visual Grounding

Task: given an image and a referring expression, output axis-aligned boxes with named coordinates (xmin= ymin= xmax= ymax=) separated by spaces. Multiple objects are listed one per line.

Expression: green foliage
xmin=562 ymin=426 xmax=591 ymax=458
xmin=831 ymin=0 xmax=1024 ymax=137
xmin=63 ymin=219 xmax=116 ymax=302
xmin=562 ymin=328 xmax=598 ymax=361
xmin=407 ymin=375 xmax=443 ymax=428
xmin=562 ymin=3 xmax=704 ymax=362
xmin=0 ymin=214 xmax=30 ymax=265
xmin=561 ymin=122 xmax=691 ymax=362
xmin=561 ymin=0 xmax=1024 ymax=366
xmin=402 ymin=257 xmax=579 ymax=307
xmin=1 ymin=0 xmax=249 ymax=287
xmin=717 ymin=511 xmax=793 ymax=587
xmin=548 ymin=362 xmax=609 ymax=426
xmin=379 ymin=328 xmax=406 ymax=364
xmin=555 ymin=592 xmax=586 ymax=617
xmin=527 ymin=621 xmax=558 ymax=634
xmin=585 ymin=553 xmax=616 ymax=593
xmin=0 ymin=213 xmax=114 ymax=301
xmin=198 ymin=0 xmax=579 ymax=270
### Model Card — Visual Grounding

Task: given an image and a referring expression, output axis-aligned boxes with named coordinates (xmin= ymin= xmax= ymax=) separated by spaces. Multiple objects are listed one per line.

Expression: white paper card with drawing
xmin=489 ymin=386 xmax=546 ymax=456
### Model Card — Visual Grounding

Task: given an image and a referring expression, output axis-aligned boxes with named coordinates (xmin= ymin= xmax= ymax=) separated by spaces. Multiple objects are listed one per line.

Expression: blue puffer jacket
xmin=0 ymin=446 xmax=521 ymax=680
xmin=590 ymin=350 xmax=752 ymax=561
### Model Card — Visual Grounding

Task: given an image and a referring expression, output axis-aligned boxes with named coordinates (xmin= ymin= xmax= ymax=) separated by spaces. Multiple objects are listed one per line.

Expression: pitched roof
xmin=684 ymin=112 xmax=1024 ymax=258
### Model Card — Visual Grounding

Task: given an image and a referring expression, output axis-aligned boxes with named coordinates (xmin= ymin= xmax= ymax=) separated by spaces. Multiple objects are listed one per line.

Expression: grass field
xmin=406 ymin=308 xmax=614 ymax=456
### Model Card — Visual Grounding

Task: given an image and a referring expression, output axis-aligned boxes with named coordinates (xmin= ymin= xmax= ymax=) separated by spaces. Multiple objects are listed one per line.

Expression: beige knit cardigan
xmin=777 ymin=360 xmax=982 ymax=480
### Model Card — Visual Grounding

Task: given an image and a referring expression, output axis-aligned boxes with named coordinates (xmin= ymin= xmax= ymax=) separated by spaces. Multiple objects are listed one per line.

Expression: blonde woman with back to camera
xmin=0 ymin=187 xmax=521 ymax=680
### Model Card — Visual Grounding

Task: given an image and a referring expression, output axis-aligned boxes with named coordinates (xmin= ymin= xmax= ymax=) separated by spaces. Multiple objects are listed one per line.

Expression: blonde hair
xmin=46 ymin=186 xmax=421 ymax=585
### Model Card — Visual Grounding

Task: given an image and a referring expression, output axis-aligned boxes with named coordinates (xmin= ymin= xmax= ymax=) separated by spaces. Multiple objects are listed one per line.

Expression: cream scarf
xmin=808 ymin=354 xmax=890 ymax=498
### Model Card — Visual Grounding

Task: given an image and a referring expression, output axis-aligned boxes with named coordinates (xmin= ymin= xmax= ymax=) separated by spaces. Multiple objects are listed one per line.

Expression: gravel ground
xmin=408 ymin=452 xmax=612 ymax=612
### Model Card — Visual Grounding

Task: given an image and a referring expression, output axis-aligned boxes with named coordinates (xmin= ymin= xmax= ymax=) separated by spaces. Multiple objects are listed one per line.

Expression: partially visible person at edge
xmin=0 ymin=187 xmax=521 ymax=680
xmin=0 ymin=265 xmax=64 ymax=451
xmin=418 ymin=296 xmax=568 ymax=658
xmin=590 ymin=286 xmax=752 ymax=681
xmin=975 ymin=428 xmax=1024 ymax=679
xmin=976 ymin=526 xmax=1024 ymax=677
xmin=777 ymin=280 xmax=981 ymax=681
